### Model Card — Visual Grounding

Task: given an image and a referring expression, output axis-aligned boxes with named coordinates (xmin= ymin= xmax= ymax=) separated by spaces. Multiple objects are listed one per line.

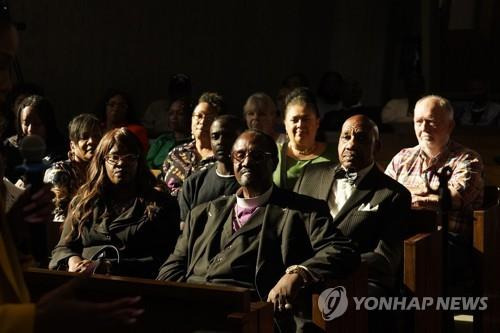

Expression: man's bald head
xmin=415 ymin=95 xmax=454 ymax=120
xmin=338 ymin=115 xmax=380 ymax=171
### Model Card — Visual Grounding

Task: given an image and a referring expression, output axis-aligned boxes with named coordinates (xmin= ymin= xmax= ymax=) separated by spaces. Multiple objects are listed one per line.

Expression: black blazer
xmin=49 ymin=190 xmax=180 ymax=278
xmin=294 ymin=163 xmax=411 ymax=292
xmin=157 ymin=186 xmax=360 ymax=299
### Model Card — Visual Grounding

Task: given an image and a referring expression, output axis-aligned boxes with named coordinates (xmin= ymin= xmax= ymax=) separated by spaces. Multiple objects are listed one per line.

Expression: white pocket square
xmin=358 ymin=203 xmax=379 ymax=212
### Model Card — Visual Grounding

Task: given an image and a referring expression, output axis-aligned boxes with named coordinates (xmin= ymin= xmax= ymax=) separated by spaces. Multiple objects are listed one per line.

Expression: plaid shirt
xmin=385 ymin=141 xmax=484 ymax=237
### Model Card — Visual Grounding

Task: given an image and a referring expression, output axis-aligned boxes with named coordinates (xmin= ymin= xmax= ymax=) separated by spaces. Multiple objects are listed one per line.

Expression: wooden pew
xmin=404 ymin=187 xmax=500 ymax=333
xmin=403 ymin=209 xmax=443 ymax=333
xmin=24 ymin=268 xmax=273 ymax=333
xmin=484 ymin=165 xmax=500 ymax=186
xmin=311 ymin=265 xmax=368 ymax=333
xmin=472 ymin=186 xmax=500 ymax=333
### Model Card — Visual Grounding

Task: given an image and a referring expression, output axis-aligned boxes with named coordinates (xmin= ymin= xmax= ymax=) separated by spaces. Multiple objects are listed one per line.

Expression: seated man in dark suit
xmin=157 ymin=130 xmax=360 ymax=329
xmin=177 ymin=115 xmax=245 ymax=229
xmin=295 ymin=115 xmax=411 ymax=297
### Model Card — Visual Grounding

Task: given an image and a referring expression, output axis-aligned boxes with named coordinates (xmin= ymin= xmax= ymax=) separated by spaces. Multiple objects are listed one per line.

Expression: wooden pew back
xmin=473 ymin=186 xmax=500 ymax=333
xmin=312 ymin=265 xmax=368 ymax=333
xmin=24 ymin=268 xmax=273 ymax=333
xmin=403 ymin=209 xmax=443 ymax=333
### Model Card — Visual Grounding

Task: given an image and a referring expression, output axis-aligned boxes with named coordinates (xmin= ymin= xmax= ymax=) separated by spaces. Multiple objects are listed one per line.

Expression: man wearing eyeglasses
xmin=158 ymin=129 xmax=359 ymax=331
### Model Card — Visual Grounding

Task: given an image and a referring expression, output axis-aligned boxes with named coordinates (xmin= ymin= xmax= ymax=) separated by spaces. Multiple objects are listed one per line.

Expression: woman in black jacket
xmin=49 ymin=127 xmax=180 ymax=278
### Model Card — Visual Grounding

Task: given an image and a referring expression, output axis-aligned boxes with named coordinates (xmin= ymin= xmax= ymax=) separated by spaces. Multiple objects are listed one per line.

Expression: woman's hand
xmin=68 ymin=256 xmax=93 ymax=273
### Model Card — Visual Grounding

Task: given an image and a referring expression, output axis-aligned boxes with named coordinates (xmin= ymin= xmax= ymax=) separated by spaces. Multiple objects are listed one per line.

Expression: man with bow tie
xmin=295 ymin=115 xmax=411 ymax=298
xmin=157 ymin=129 xmax=360 ymax=331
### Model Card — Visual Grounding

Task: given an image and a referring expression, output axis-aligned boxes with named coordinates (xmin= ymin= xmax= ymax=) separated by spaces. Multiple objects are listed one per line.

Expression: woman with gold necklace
xmin=273 ymin=87 xmax=336 ymax=189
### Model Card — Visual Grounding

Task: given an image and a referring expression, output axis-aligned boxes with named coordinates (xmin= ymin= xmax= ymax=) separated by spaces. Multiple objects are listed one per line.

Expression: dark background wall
xmin=9 ymin=1 xmax=500 ymax=131
xmin=9 ymin=1 xmax=394 ymax=129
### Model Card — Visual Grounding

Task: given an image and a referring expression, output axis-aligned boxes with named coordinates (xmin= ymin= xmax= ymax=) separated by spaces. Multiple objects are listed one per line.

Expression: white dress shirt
xmin=328 ymin=162 xmax=374 ymax=218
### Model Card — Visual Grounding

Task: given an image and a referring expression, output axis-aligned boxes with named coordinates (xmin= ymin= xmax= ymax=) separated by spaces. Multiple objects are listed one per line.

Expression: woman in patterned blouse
xmin=161 ymin=92 xmax=224 ymax=195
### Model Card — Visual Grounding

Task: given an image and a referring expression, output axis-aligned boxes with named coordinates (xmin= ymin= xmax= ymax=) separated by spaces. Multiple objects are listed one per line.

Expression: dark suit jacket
xmin=157 ymin=186 xmax=360 ymax=299
xmin=294 ymin=163 xmax=411 ymax=293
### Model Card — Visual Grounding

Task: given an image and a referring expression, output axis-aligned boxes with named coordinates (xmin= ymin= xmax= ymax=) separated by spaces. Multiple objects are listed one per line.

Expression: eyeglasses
xmin=231 ymin=150 xmax=273 ymax=163
xmin=104 ymin=154 xmax=139 ymax=165
xmin=192 ymin=112 xmax=216 ymax=122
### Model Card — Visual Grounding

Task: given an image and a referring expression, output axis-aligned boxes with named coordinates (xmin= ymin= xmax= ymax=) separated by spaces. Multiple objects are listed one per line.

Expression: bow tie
xmin=334 ymin=168 xmax=358 ymax=184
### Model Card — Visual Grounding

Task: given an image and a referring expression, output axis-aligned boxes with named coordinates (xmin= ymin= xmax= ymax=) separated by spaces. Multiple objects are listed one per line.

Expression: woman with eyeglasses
xmin=273 ymin=87 xmax=336 ymax=190
xmin=97 ymin=89 xmax=149 ymax=151
xmin=161 ymin=92 xmax=223 ymax=196
xmin=49 ymin=127 xmax=180 ymax=278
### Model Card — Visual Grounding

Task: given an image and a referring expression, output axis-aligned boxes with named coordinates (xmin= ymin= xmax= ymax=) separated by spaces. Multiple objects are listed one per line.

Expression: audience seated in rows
xmin=161 ymin=92 xmax=223 ymax=195
xmin=453 ymin=79 xmax=500 ymax=127
xmin=44 ymin=113 xmax=103 ymax=222
xmin=157 ymin=129 xmax=360 ymax=331
xmin=49 ymin=127 xmax=180 ymax=278
xmin=146 ymin=98 xmax=191 ymax=169
xmin=1 ymin=12 xmax=497 ymax=331
xmin=381 ymin=72 xmax=425 ymax=124
xmin=321 ymin=79 xmax=382 ymax=132
xmin=275 ymin=72 xmax=309 ymax=117
xmin=273 ymin=87 xmax=336 ymax=190
xmin=142 ymin=73 xmax=192 ymax=138
xmin=178 ymin=115 xmax=244 ymax=229
xmin=97 ymin=89 xmax=149 ymax=151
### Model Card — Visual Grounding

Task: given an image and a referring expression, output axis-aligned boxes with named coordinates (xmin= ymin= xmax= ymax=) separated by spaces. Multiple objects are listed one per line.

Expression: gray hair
xmin=243 ymin=93 xmax=277 ymax=116
xmin=415 ymin=95 xmax=454 ymax=120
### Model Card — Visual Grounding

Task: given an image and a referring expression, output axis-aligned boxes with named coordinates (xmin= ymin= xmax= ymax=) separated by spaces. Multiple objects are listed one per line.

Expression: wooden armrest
xmin=404 ymin=230 xmax=442 ymax=295
xmin=311 ymin=264 xmax=368 ymax=333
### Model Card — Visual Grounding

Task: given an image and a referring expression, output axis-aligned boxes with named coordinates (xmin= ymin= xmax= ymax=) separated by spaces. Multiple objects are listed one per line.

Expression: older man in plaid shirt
xmin=385 ymin=94 xmax=484 ymax=289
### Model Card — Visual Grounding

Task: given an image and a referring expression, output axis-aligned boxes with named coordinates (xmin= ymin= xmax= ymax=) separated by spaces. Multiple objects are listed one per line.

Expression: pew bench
xmin=403 ymin=209 xmax=443 ymax=333
xmin=404 ymin=186 xmax=500 ymax=333
xmin=312 ymin=265 xmax=368 ymax=333
xmin=471 ymin=187 xmax=500 ymax=333
xmin=24 ymin=268 xmax=273 ymax=333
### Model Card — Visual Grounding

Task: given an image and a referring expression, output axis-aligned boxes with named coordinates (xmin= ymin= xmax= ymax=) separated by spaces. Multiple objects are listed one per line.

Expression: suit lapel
xmin=187 ymin=197 xmax=236 ymax=276
xmin=255 ymin=198 xmax=287 ymax=299
xmin=318 ymin=164 xmax=337 ymax=201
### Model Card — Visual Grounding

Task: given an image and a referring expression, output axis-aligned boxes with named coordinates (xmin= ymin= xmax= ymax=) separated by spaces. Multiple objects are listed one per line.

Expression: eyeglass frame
xmin=231 ymin=150 xmax=273 ymax=163
xmin=104 ymin=153 xmax=139 ymax=165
